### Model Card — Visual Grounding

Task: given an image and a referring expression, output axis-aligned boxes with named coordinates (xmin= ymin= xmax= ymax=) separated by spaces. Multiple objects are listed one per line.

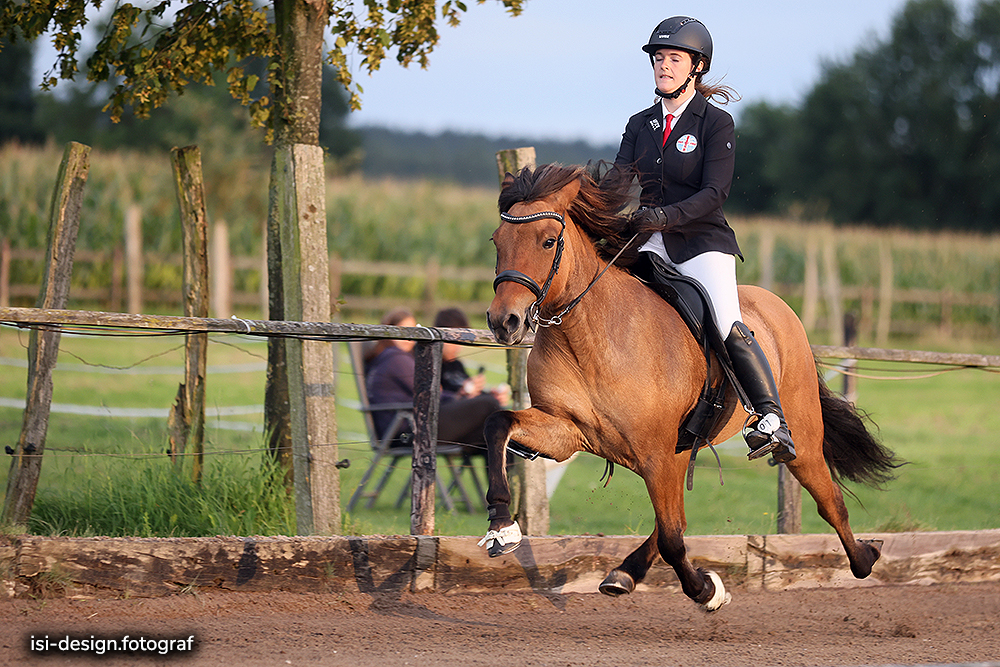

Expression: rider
xmin=613 ymin=16 xmax=795 ymax=464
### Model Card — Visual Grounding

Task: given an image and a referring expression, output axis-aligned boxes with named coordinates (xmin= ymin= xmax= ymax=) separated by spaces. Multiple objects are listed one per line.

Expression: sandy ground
xmin=4 ymin=582 xmax=1000 ymax=666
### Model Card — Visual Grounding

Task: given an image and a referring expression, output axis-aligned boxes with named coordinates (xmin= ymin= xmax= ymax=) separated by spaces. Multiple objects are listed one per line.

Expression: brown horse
xmin=480 ymin=163 xmax=898 ymax=611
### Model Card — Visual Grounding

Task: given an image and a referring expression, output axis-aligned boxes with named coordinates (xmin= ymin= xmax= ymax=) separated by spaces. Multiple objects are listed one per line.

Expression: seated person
xmin=365 ymin=308 xmax=502 ymax=449
xmin=433 ymin=307 xmax=511 ymax=405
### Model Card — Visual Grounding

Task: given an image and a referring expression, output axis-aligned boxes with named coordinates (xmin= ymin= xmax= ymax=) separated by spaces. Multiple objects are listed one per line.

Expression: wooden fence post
xmin=2 ymin=142 xmax=90 ymax=527
xmin=125 ymin=204 xmax=143 ymax=314
xmin=776 ymin=465 xmax=802 ymax=534
xmin=842 ymin=313 xmax=858 ymax=404
xmin=211 ymin=219 xmax=232 ymax=319
xmin=274 ymin=143 xmax=339 ymax=536
xmin=822 ymin=230 xmax=844 ymax=345
xmin=411 ymin=340 xmax=444 ymax=535
xmin=495 ymin=147 xmax=549 ymax=536
xmin=758 ymin=227 xmax=775 ymax=292
xmin=802 ymin=234 xmax=819 ymax=332
xmin=0 ymin=238 xmax=10 ymax=308
xmin=168 ymin=146 xmax=210 ymax=485
xmin=877 ymin=237 xmax=894 ymax=346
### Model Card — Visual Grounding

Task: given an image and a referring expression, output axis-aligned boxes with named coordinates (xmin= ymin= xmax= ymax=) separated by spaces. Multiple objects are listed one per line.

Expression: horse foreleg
xmin=651 ymin=460 xmax=732 ymax=611
xmin=478 ymin=407 xmax=584 ymax=558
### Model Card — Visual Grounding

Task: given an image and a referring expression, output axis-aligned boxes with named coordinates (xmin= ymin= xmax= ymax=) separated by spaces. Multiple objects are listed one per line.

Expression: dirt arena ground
xmin=4 ymin=581 xmax=999 ymax=666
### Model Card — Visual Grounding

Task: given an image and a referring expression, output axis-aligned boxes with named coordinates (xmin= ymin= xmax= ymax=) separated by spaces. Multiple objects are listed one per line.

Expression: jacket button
xmin=656 ymin=158 xmax=662 ymax=164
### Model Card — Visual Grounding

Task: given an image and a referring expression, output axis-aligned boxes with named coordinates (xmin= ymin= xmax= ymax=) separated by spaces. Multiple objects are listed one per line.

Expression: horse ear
xmin=553 ymin=174 xmax=583 ymax=210
xmin=501 ymin=172 xmax=515 ymax=191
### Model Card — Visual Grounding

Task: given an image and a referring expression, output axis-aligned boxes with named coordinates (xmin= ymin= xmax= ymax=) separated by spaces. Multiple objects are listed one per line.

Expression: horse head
xmin=487 ymin=167 xmax=584 ymax=345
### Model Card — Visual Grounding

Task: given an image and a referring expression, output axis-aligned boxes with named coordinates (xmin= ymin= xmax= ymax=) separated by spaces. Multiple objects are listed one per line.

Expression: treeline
xmin=355 ymin=127 xmax=617 ymax=187
xmin=734 ymin=0 xmax=1000 ymax=232
xmin=2 ymin=0 xmax=999 ymax=233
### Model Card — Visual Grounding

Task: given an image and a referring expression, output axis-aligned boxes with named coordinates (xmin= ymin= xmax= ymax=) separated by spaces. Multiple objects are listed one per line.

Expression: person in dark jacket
xmin=614 ymin=16 xmax=795 ymax=464
xmin=432 ymin=307 xmax=510 ymax=406
xmin=365 ymin=308 xmax=501 ymax=449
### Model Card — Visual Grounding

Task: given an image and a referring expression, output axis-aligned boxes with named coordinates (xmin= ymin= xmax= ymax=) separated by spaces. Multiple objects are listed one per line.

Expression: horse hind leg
xmin=785 ymin=431 xmax=882 ymax=579
xmin=599 ymin=531 xmax=658 ymax=597
xmin=794 ymin=462 xmax=882 ymax=578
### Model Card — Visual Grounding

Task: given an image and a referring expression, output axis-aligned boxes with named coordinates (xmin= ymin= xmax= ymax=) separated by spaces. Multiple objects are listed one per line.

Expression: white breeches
xmin=642 ymin=248 xmax=743 ymax=336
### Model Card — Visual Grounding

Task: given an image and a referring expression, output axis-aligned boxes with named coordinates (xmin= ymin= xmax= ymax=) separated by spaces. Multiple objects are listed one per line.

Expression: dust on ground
xmin=4 ymin=582 xmax=999 ymax=666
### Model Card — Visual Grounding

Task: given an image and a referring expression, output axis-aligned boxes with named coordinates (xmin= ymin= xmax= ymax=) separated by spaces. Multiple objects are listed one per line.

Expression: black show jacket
xmin=614 ymin=92 xmax=743 ymax=263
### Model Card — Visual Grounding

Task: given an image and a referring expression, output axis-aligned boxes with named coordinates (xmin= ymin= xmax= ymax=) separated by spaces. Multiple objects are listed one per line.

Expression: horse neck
xmin=538 ymin=224 xmax=659 ymax=346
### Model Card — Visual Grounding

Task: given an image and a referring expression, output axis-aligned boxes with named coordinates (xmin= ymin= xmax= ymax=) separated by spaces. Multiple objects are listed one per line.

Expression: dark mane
xmin=498 ymin=163 xmax=643 ymax=264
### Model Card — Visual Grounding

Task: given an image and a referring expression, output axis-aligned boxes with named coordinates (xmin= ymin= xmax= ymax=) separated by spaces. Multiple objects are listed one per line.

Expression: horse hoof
xmin=599 ymin=569 xmax=635 ymax=597
xmin=850 ymin=538 xmax=884 ymax=579
xmin=477 ymin=522 xmax=522 ymax=558
xmin=701 ymin=571 xmax=732 ymax=612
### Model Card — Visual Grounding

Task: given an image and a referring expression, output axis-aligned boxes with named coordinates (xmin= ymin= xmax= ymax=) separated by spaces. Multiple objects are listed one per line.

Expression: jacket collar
xmin=643 ymin=92 xmax=708 ymax=142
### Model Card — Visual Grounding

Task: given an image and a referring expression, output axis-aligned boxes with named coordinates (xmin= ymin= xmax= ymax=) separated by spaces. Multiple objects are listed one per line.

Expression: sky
xmin=344 ymin=0 xmax=977 ymax=145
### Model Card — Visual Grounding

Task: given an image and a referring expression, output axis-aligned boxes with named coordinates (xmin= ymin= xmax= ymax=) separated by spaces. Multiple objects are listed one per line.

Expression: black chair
xmin=344 ymin=341 xmax=479 ymax=513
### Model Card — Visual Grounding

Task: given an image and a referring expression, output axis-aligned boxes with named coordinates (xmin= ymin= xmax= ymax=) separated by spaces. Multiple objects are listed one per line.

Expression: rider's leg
xmin=667 ymin=251 xmax=796 ymax=464
xmin=723 ymin=321 xmax=796 ymax=463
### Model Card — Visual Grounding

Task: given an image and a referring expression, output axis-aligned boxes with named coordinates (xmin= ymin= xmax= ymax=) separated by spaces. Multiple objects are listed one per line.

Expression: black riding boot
xmin=724 ymin=322 xmax=796 ymax=464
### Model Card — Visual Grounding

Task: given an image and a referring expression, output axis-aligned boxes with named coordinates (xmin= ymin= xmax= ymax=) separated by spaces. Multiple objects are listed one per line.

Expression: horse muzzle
xmin=487 ymin=304 xmax=533 ymax=346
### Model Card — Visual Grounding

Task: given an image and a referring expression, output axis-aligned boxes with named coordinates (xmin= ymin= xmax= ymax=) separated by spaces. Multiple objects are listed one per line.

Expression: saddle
xmin=638 ymin=255 xmax=751 ymax=476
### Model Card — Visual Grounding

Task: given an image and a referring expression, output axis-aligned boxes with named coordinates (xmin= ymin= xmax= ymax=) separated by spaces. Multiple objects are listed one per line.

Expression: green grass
xmin=3 ymin=326 xmax=996 ymax=538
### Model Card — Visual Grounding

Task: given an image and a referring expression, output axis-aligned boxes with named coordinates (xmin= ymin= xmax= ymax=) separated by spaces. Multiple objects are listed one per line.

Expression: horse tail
xmin=818 ymin=373 xmax=902 ymax=488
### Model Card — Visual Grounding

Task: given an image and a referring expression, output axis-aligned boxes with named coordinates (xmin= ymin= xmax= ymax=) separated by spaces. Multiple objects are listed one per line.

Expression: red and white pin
xmin=675 ymin=134 xmax=698 ymax=153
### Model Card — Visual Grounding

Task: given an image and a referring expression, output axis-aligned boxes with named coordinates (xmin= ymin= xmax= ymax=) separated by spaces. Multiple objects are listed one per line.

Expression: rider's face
xmin=653 ymin=49 xmax=697 ymax=96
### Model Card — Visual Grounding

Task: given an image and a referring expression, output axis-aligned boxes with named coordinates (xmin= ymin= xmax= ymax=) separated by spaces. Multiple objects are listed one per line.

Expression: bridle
xmin=492 ymin=209 xmax=637 ymax=329
xmin=493 ymin=210 xmax=566 ymax=329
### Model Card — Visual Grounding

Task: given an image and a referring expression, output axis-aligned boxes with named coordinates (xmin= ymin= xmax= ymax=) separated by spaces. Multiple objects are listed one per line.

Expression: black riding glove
xmin=631 ymin=206 xmax=676 ymax=233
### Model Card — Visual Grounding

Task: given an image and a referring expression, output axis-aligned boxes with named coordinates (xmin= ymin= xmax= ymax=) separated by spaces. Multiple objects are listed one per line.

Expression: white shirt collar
xmin=661 ymin=93 xmax=695 ymax=122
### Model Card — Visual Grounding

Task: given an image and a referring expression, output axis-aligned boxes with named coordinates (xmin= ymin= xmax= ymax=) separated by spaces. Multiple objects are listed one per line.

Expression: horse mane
xmin=498 ymin=162 xmax=644 ymax=265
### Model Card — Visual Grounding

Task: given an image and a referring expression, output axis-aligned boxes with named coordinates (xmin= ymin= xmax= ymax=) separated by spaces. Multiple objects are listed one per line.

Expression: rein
xmin=493 ymin=210 xmax=638 ymax=329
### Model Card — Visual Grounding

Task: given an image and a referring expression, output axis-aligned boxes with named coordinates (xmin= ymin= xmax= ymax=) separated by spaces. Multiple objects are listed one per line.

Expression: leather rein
xmin=492 ymin=210 xmax=637 ymax=329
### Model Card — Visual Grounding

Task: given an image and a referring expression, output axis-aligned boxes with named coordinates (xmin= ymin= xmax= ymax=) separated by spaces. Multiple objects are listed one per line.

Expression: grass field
xmin=1 ymin=325 xmax=996 ymax=538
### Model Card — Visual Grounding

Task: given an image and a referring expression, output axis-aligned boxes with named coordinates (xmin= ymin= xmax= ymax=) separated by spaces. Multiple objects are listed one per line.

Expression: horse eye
xmin=543 ymin=238 xmax=557 ymax=250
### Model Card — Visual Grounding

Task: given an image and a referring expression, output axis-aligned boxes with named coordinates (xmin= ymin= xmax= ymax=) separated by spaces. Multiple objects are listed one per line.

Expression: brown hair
xmin=364 ymin=308 xmax=416 ymax=361
xmin=661 ymin=51 xmax=741 ymax=105
xmin=695 ymin=77 xmax=740 ymax=105
xmin=433 ymin=307 xmax=469 ymax=329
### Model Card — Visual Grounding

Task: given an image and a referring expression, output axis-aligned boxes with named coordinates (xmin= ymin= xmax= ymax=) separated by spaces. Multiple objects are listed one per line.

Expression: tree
xmin=1 ymin=1 xmax=522 ymax=137
xmin=0 ymin=34 xmax=43 ymax=144
xmin=1 ymin=0 xmax=525 ymax=533
xmin=729 ymin=101 xmax=798 ymax=214
xmin=781 ymin=0 xmax=1000 ymax=231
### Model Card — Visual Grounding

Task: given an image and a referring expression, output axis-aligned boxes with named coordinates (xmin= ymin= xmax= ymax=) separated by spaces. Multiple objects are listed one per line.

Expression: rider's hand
xmin=631 ymin=206 xmax=674 ymax=232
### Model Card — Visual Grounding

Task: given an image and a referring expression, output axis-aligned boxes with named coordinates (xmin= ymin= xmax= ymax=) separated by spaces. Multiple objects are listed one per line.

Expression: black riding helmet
xmin=642 ymin=16 xmax=713 ymax=74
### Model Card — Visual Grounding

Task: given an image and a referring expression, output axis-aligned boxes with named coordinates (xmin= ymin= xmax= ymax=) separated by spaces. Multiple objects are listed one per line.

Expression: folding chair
xmin=345 ymin=341 xmax=479 ymax=513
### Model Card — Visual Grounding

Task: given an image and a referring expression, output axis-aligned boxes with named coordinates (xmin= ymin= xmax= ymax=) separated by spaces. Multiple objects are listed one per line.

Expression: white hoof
xmin=477 ymin=522 xmax=522 ymax=557
xmin=701 ymin=570 xmax=732 ymax=612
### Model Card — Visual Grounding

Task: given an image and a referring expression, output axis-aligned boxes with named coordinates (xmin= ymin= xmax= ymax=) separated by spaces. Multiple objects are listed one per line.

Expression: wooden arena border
xmin=3 ymin=530 xmax=999 ymax=599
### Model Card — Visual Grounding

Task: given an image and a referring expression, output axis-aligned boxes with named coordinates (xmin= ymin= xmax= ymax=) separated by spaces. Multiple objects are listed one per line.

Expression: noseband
xmin=492 ymin=209 xmax=637 ymax=329
xmin=493 ymin=210 xmax=566 ymax=328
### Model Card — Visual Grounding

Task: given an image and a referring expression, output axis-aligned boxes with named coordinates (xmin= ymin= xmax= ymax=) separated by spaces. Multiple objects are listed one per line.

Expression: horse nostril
xmin=504 ymin=312 xmax=521 ymax=334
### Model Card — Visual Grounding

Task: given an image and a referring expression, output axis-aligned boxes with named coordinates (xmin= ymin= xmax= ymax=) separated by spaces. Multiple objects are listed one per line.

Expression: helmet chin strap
xmin=655 ymin=75 xmax=693 ymax=100
xmin=654 ymin=63 xmax=701 ymax=100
